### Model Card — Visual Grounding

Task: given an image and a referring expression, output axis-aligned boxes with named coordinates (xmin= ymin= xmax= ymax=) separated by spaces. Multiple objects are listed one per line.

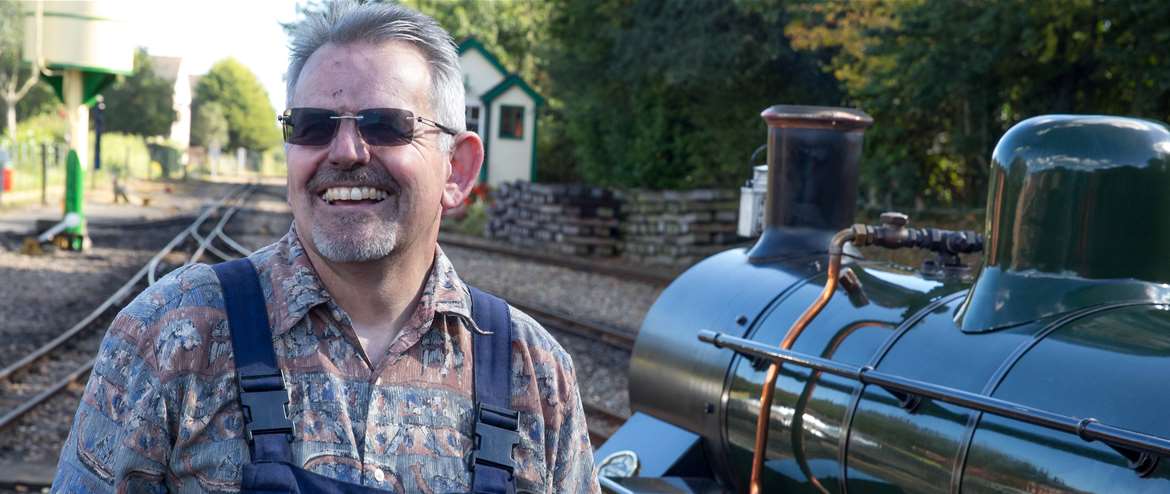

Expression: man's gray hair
xmin=286 ymin=1 xmax=464 ymax=153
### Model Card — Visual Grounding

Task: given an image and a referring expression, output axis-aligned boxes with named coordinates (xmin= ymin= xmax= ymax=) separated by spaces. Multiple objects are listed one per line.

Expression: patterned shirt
xmin=53 ymin=228 xmax=600 ymax=493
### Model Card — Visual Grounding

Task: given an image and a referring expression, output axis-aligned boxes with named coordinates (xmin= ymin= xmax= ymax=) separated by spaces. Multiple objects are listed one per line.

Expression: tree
xmin=0 ymin=0 xmax=42 ymax=140
xmin=544 ymin=0 xmax=840 ymax=189
xmin=191 ymin=102 xmax=228 ymax=151
xmin=783 ymin=0 xmax=1170 ymax=209
xmin=100 ymin=48 xmax=177 ymax=137
xmin=403 ymin=0 xmax=550 ymax=90
xmin=193 ymin=58 xmax=280 ymax=150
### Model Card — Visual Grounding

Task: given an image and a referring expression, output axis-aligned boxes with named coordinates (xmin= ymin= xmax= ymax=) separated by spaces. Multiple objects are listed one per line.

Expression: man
xmin=52 ymin=2 xmax=599 ymax=492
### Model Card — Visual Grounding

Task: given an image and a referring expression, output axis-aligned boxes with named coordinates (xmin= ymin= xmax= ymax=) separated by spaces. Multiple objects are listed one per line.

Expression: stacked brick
xmin=619 ymin=189 xmax=742 ymax=265
xmin=486 ymin=182 xmax=621 ymax=256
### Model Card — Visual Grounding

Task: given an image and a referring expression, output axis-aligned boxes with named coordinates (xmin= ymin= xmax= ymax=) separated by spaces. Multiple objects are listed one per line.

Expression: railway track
xmin=439 ymin=231 xmax=677 ymax=286
xmin=0 ymin=184 xmax=257 ymax=435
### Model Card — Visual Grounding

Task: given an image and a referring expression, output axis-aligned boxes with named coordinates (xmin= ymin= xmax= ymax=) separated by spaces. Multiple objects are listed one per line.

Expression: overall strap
xmin=212 ymin=259 xmax=295 ymax=465
xmin=468 ymin=286 xmax=518 ymax=494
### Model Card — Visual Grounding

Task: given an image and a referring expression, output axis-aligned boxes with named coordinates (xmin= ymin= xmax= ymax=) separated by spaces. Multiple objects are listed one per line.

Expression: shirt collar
xmin=254 ymin=226 xmax=474 ymax=337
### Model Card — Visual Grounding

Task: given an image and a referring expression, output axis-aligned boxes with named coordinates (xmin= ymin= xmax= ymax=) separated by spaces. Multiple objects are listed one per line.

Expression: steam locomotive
xmin=594 ymin=106 xmax=1170 ymax=493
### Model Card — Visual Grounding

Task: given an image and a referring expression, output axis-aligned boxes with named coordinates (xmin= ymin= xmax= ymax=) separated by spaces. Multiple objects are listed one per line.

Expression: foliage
xmin=402 ymin=0 xmax=549 ymax=89
xmin=193 ymin=58 xmax=280 ymax=151
xmin=0 ymin=0 xmax=43 ymax=139
xmin=100 ymin=49 xmax=177 ymax=137
xmin=191 ymin=102 xmax=229 ymax=151
xmin=544 ymin=0 xmax=840 ymax=189
xmin=17 ymin=112 xmax=65 ymax=142
xmin=95 ymin=132 xmax=154 ymax=182
xmin=16 ymin=81 xmax=56 ymax=120
xmin=784 ymin=0 xmax=1170 ymax=208
xmin=440 ymin=199 xmax=488 ymax=237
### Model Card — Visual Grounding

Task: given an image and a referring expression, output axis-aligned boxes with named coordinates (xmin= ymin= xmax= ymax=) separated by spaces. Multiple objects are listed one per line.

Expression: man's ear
xmin=441 ymin=131 xmax=485 ymax=211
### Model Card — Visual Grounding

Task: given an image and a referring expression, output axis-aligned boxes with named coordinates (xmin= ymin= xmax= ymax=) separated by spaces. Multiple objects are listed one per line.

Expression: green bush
xmin=441 ymin=200 xmax=488 ymax=237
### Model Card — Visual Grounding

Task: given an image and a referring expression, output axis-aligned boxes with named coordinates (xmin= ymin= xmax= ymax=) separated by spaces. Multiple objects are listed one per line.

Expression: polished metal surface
xmin=958 ymin=115 xmax=1170 ymax=332
xmin=963 ymin=303 xmax=1170 ymax=491
xmin=748 ymin=106 xmax=872 ymax=263
xmin=626 ymin=112 xmax=1170 ymax=494
xmin=629 ymin=248 xmax=821 ymax=487
xmin=594 ymin=413 xmax=706 ymax=478
xmin=722 ymin=263 xmax=961 ymax=492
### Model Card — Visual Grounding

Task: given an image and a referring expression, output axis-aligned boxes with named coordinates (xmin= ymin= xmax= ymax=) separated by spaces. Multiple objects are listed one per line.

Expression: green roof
xmin=481 ymin=74 xmax=545 ymax=107
xmin=457 ymin=37 xmax=508 ymax=78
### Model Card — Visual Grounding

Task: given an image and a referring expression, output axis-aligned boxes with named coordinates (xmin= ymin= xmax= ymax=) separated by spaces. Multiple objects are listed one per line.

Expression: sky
xmin=128 ymin=0 xmax=303 ymax=112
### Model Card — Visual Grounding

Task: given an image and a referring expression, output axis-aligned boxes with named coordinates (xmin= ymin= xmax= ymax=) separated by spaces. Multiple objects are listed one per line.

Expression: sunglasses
xmin=278 ymin=107 xmax=458 ymax=146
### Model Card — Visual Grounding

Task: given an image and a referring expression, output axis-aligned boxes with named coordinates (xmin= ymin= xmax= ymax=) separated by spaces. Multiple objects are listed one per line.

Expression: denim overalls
xmin=213 ymin=259 xmax=517 ymax=493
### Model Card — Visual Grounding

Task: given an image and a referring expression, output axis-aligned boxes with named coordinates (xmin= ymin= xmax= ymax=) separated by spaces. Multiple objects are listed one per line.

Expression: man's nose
xmin=327 ymin=120 xmax=370 ymax=168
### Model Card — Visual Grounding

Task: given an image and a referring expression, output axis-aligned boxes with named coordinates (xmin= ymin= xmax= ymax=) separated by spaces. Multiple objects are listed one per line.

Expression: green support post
xmin=63 ymin=149 xmax=86 ymax=250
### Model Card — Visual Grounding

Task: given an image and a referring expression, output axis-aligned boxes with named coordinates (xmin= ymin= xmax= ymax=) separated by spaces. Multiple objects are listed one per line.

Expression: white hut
xmin=457 ymin=38 xmax=543 ymax=187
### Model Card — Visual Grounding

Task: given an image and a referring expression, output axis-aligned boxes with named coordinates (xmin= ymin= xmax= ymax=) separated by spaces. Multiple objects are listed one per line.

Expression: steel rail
xmin=217 ymin=228 xmax=254 ymax=257
xmin=147 ymin=185 xmax=249 ymax=285
xmin=187 ymin=227 xmax=242 ymax=264
xmin=699 ymin=330 xmax=1170 ymax=461
xmin=189 ymin=188 xmax=254 ymax=265
xmin=506 ymin=297 xmax=636 ymax=351
xmin=438 ymin=232 xmax=676 ymax=286
xmin=0 ymin=185 xmax=248 ymax=384
xmin=0 ymin=185 xmax=258 ymax=432
xmin=204 ymin=242 xmax=237 ymax=263
xmin=0 ymin=359 xmax=93 ymax=433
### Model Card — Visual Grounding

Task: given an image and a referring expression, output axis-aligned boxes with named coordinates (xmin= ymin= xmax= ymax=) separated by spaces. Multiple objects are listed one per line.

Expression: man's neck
xmin=306 ymin=234 xmax=437 ymax=348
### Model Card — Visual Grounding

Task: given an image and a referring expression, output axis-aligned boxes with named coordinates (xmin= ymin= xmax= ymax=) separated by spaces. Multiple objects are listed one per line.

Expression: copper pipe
xmin=750 ymin=228 xmax=856 ymax=494
xmin=791 ymin=320 xmax=895 ymax=494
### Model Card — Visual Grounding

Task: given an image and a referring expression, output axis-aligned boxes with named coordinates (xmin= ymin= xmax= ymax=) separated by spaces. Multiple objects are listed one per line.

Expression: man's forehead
xmin=292 ymin=41 xmax=431 ymax=110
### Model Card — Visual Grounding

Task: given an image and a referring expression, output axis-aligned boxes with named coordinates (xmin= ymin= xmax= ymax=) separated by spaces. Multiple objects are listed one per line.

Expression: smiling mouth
xmin=318 ymin=186 xmax=391 ymax=205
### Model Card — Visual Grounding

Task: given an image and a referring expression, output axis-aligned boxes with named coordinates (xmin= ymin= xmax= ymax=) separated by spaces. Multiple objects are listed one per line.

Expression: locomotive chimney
xmin=748 ymin=105 xmax=873 ymax=263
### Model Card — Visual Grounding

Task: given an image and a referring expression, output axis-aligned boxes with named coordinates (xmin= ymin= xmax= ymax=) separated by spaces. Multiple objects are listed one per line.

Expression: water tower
xmin=23 ymin=1 xmax=133 ymax=250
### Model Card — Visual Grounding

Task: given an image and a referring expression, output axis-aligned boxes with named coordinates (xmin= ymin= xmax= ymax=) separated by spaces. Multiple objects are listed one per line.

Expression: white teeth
xmin=320 ymin=186 xmax=389 ymax=203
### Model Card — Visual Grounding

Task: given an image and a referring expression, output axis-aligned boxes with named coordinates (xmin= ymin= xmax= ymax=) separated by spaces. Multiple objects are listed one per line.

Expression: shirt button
xmin=373 ymin=467 xmax=385 ymax=483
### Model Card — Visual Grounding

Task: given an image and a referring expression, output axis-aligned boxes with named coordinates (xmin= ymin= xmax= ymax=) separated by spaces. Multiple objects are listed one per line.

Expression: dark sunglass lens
xmin=287 ymin=109 xmax=338 ymax=145
xmin=358 ymin=109 xmax=414 ymax=146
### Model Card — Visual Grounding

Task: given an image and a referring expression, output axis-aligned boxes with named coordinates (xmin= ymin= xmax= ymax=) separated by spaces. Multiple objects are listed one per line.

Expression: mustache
xmin=307 ymin=165 xmax=399 ymax=193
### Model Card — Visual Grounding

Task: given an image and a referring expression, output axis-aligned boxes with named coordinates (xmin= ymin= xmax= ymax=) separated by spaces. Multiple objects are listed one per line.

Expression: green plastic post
xmin=64 ymin=149 xmax=86 ymax=250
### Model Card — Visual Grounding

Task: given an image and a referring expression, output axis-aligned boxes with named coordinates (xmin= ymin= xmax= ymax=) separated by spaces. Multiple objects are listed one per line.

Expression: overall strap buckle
xmin=238 ymin=371 xmax=294 ymax=442
xmin=470 ymin=403 xmax=520 ymax=476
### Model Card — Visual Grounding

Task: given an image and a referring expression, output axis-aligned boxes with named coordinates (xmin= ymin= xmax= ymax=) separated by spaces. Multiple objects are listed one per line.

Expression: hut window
xmin=500 ymin=105 xmax=524 ymax=139
xmin=466 ymin=105 xmax=481 ymax=133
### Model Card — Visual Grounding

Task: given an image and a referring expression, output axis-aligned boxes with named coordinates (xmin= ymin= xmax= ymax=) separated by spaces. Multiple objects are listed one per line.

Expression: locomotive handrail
xmin=699 ymin=330 xmax=1168 ymax=475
